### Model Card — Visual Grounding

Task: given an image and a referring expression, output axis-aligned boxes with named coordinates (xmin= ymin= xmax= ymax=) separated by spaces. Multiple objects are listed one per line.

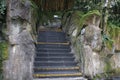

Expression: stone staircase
xmin=33 ymin=29 xmax=84 ymax=80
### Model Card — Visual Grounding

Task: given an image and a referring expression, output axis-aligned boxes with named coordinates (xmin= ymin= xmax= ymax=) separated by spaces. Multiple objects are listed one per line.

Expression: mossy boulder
xmin=106 ymin=23 xmax=120 ymax=52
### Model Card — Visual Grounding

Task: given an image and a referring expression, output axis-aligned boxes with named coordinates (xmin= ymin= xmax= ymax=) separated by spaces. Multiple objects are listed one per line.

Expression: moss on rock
xmin=106 ymin=23 xmax=120 ymax=51
xmin=0 ymin=42 xmax=8 ymax=80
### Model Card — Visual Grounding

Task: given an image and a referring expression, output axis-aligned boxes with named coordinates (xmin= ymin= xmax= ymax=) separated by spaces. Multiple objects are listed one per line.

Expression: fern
xmin=73 ymin=10 xmax=101 ymax=37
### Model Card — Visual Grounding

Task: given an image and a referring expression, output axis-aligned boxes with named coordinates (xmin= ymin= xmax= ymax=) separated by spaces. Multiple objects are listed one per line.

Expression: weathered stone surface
xmin=84 ymin=25 xmax=102 ymax=51
xmin=4 ymin=29 xmax=35 ymax=80
xmin=4 ymin=0 xmax=36 ymax=80
xmin=10 ymin=0 xmax=31 ymax=21
xmin=110 ymin=53 xmax=120 ymax=69
xmin=83 ymin=45 xmax=104 ymax=77
xmin=9 ymin=22 xmax=34 ymax=45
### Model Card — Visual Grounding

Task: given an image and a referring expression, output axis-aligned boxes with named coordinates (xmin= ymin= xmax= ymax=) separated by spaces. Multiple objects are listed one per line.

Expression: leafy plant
xmin=73 ymin=10 xmax=101 ymax=36
xmin=108 ymin=0 xmax=120 ymax=27
xmin=0 ymin=0 xmax=6 ymax=15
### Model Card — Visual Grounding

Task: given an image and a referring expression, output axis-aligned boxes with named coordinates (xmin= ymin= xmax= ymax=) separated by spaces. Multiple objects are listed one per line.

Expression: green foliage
xmin=30 ymin=0 xmax=39 ymax=26
xmin=0 ymin=42 xmax=8 ymax=80
xmin=74 ymin=0 xmax=120 ymax=27
xmin=79 ymin=10 xmax=101 ymax=26
xmin=108 ymin=0 xmax=120 ymax=27
xmin=0 ymin=0 xmax=6 ymax=15
xmin=75 ymin=10 xmax=101 ymax=36
xmin=107 ymin=23 xmax=120 ymax=37
xmin=104 ymin=22 xmax=120 ymax=50
xmin=39 ymin=11 xmax=54 ymax=25
xmin=63 ymin=10 xmax=101 ymax=37
xmin=75 ymin=0 xmax=102 ymax=12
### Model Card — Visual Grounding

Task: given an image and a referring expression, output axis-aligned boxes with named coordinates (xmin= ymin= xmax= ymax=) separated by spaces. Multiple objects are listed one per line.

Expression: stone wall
xmin=62 ymin=11 xmax=120 ymax=78
xmin=3 ymin=0 xmax=36 ymax=80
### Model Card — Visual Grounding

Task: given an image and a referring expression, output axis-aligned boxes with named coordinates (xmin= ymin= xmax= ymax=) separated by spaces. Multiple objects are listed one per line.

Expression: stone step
xmin=36 ymin=44 xmax=70 ymax=48
xmin=35 ymin=53 xmax=74 ymax=57
xmin=36 ymin=42 xmax=69 ymax=45
xmin=38 ymin=34 xmax=66 ymax=38
xmin=34 ymin=67 xmax=80 ymax=74
xmin=33 ymin=72 xmax=82 ymax=78
xmin=34 ymin=61 xmax=77 ymax=67
xmin=34 ymin=66 xmax=80 ymax=71
xmin=33 ymin=29 xmax=82 ymax=79
xmin=36 ymin=51 xmax=73 ymax=54
xmin=34 ymin=70 xmax=80 ymax=74
xmin=38 ymin=35 xmax=66 ymax=39
xmin=39 ymin=31 xmax=65 ymax=34
xmin=36 ymin=47 xmax=70 ymax=50
xmin=36 ymin=47 xmax=71 ymax=50
xmin=37 ymin=38 xmax=66 ymax=41
xmin=33 ymin=77 xmax=87 ymax=80
xmin=39 ymin=31 xmax=65 ymax=35
xmin=34 ymin=57 xmax=75 ymax=61
xmin=36 ymin=48 xmax=71 ymax=52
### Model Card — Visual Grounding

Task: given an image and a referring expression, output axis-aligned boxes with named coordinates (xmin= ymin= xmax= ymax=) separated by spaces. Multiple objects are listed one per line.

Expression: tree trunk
xmin=3 ymin=0 xmax=35 ymax=80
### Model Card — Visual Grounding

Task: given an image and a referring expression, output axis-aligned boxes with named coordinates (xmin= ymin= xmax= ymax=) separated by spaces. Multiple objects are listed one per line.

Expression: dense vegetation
xmin=75 ymin=0 xmax=120 ymax=27
xmin=0 ymin=0 xmax=119 ymax=79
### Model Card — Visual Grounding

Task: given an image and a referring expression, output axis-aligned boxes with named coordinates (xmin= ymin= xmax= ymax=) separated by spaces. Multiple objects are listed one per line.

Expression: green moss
xmin=92 ymin=65 xmax=120 ymax=79
xmin=102 ymin=67 xmax=120 ymax=78
xmin=103 ymin=58 xmax=114 ymax=78
xmin=0 ymin=42 xmax=8 ymax=80
xmin=93 ymin=74 xmax=102 ymax=80
xmin=105 ymin=23 xmax=120 ymax=50
xmin=107 ymin=23 xmax=120 ymax=38
xmin=112 ymin=68 xmax=120 ymax=76
xmin=104 ymin=61 xmax=112 ymax=73
xmin=0 ymin=42 xmax=8 ymax=60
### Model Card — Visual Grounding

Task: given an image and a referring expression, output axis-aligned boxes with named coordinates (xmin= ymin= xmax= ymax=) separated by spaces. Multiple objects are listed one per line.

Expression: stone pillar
xmin=4 ymin=0 xmax=35 ymax=80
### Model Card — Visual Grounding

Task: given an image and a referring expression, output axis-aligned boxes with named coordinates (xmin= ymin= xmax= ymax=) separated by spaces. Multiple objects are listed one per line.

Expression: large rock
xmin=4 ymin=0 xmax=36 ymax=80
xmin=110 ymin=53 xmax=120 ymax=69
xmin=4 ymin=23 xmax=35 ymax=80
xmin=83 ymin=45 xmax=104 ymax=77
xmin=78 ymin=24 xmax=104 ymax=77
xmin=84 ymin=25 xmax=102 ymax=52
xmin=62 ymin=11 xmax=106 ymax=78
xmin=62 ymin=10 xmax=120 ymax=79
